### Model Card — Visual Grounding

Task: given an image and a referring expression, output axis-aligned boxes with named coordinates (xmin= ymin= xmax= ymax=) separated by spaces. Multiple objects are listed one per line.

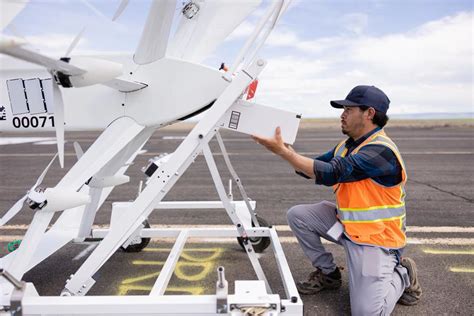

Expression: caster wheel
xmin=121 ymin=220 xmax=151 ymax=252
xmin=237 ymin=215 xmax=271 ymax=253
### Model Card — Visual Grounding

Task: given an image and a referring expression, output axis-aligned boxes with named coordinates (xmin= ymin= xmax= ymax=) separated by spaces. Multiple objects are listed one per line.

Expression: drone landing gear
xmin=237 ymin=215 xmax=271 ymax=253
xmin=120 ymin=220 xmax=151 ymax=253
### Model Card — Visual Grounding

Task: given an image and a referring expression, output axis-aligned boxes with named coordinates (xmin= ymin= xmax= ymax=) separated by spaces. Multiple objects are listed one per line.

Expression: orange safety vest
xmin=333 ymin=129 xmax=407 ymax=249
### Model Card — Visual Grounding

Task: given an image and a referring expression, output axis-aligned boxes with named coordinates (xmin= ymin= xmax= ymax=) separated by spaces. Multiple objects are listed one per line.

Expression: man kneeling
xmin=253 ymin=85 xmax=422 ymax=315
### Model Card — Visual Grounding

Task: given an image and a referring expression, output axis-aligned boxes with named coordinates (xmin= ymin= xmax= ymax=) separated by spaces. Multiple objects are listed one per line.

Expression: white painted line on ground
xmin=0 ymin=137 xmax=54 ymax=145
xmin=137 ymin=237 xmax=474 ymax=245
xmin=33 ymin=140 xmax=58 ymax=145
xmin=423 ymin=249 xmax=474 ymax=255
xmin=2 ymin=224 xmax=474 ymax=233
xmin=72 ymin=243 xmax=97 ymax=261
xmin=406 ymin=226 xmax=474 ymax=233
xmin=0 ymin=235 xmax=23 ymax=242
xmin=1 ymin=234 xmax=473 ymax=246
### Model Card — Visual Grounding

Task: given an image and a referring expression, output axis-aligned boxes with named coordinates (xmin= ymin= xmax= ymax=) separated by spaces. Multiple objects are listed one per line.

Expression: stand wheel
xmin=237 ymin=215 xmax=271 ymax=253
xmin=121 ymin=220 xmax=151 ymax=252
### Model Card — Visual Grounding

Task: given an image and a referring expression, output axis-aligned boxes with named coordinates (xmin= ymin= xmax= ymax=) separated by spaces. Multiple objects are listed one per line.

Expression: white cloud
xmin=256 ymin=11 xmax=474 ymax=117
xmin=342 ymin=13 xmax=368 ymax=35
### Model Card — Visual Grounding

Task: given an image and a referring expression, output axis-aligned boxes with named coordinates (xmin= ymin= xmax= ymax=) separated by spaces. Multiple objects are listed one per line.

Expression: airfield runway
xmin=0 ymin=121 xmax=473 ymax=315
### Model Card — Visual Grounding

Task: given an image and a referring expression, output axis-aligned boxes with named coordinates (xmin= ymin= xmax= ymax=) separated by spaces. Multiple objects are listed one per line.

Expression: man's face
xmin=340 ymin=106 xmax=365 ymax=137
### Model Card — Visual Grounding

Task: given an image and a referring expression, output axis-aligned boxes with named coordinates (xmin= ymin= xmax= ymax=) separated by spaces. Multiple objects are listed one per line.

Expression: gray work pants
xmin=287 ymin=201 xmax=410 ymax=316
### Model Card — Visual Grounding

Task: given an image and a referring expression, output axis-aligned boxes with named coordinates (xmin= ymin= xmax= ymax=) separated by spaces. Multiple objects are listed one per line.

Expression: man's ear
xmin=366 ymin=107 xmax=376 ymax=120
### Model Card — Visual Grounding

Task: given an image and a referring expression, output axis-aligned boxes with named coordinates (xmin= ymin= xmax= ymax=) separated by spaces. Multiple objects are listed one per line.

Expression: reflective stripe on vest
xmin=333 ymin=129 xmax=407 ymax=248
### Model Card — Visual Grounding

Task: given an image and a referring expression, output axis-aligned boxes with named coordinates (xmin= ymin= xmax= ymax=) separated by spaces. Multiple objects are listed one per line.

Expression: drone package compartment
xmin=219 ymin=100 xmax=301 ymax=144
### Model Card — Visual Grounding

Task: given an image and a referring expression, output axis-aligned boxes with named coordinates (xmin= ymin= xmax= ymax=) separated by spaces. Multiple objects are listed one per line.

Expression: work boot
xmin=398 ymin=257 xmax=422 ymax=306
xmin=296 ymin=267 xmax=342 ymax=295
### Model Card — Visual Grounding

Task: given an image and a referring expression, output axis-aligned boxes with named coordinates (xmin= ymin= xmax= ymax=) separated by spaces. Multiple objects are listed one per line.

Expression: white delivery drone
xmin=0 ymin=0 xmax=303 ymax=314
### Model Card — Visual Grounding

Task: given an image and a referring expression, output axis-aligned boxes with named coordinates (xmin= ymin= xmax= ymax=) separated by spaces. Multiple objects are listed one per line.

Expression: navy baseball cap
xmin=330 ymin=85 xmax=390 ymax=114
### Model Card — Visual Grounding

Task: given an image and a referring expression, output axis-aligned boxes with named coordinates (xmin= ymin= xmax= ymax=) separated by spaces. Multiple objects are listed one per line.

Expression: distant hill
xmin=390 ymin=112 xmax=473 ymax=120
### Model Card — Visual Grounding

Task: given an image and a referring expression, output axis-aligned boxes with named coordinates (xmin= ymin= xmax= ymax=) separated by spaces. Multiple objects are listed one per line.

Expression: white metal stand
xmin=1 ymin=58 xmax=302 ymax=315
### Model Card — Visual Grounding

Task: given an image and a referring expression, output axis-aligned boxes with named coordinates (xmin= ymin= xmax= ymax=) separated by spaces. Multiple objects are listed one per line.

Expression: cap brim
xmin=330 ymin=99 xmax=362 ymax=108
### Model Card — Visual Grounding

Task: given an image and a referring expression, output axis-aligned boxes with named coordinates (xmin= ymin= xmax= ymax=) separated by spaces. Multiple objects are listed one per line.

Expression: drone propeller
xmin=0 ymin=154 xmax=58 ymax=226
xmin=49 ymin=0 xmax=133 ymax=166
xmin=63 ymin=0 xmax=130 ymax=57
xmin=73 ymin=141 xmax=84 ymax=160
xmin=112 ymin=0 xmax=130 ymax=21
xmin=51 ymin=81 xmax=65 ymax=168
xmin=133 ymin=0 xmax=176 ymax=65
xmin=64 ymin=27 xmax=86 ymax=57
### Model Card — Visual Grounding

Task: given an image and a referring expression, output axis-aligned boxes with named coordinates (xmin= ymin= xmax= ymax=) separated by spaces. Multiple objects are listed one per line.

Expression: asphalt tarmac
xmin=1 ymin=122 xmax=473 ymax=315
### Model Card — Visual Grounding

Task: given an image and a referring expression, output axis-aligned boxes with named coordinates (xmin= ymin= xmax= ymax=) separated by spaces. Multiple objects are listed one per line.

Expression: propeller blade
xmin=80 ymin=0 xmax=110 ymax=20
xmin=52 ymin=81 xmax=65 ymax=168
xmin=65 ymin=0 xmax=127 ymax=57
xmin=1 ymin=0 xmax=29 ymax=31
xmin=0 ymin=153 xmax=57 ymax=226
xmin=33 ymin=153 xmax=59 ymax=188
xmin=65 ymin=27 xmax=86 ymax=57
xmin=133 ymin=0 xmax=176 ymax=65
xmin=0 ymin=195 xmax=27 ymax=226
xmin=73 ymin=141 xmax=84 ymax=160
xmin=112 ymin=0 xmax=130 ymax=21
xmin=0 ymin=46 xmax=85 ymax=75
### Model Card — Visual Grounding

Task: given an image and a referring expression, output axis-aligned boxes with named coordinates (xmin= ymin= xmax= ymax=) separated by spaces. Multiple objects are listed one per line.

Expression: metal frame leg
xmin=202 ymin=142 xmax=271 ymax=293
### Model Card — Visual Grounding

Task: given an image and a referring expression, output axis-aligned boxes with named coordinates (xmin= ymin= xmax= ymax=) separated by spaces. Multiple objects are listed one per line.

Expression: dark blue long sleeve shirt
xmin=299 ymin=128 xmax=403 ymax=187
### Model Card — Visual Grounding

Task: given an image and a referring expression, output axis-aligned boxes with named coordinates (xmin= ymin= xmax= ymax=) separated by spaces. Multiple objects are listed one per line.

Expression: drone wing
xmin=133 ymin=0 xmax=176 ymax=65
xmin=168 ymin=0 xmax=262 ymax=63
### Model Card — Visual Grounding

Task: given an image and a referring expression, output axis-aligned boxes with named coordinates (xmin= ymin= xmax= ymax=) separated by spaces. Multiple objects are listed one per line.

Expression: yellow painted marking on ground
xmin=143 ymin=247 xmax=225 ymax=261
xmin=118 ymin=285 xmax=153 ymax=296
xmin=131 ymin=260 xmax=215 ymax=282
xmin=180 ymin=248 xmax=224 ymax=262
xmin=118 ymin=285 xmax=204 ymax=296
xmin=174 ymin=262 xmax=215 ymax=281
xmin=423 ymin=249 xmax=474 ymax=255
xmin=449 ymin=267 xmax=474 ymax=273
xmin=143 ymin=247 xmax=224 ymax=252
xmin=132 ymin=260 xmax=164 ymax=266
xmin=117 ymin=247 xmax=224 ymax=295
xmin=121 ymin=271 xmax=160 ymax=285
xmin=165 ymin=287 xmax=205 ymax=295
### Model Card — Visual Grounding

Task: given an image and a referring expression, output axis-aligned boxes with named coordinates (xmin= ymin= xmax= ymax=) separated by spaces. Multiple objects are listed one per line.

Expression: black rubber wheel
xmin=121 ymin=220 xmax=151 ymax=252
xmin=237 ymin=215 xmax=271 ymax=253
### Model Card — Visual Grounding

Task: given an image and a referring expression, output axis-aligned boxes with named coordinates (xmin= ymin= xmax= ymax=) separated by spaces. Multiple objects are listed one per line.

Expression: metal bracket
xmin=1 ymin=269 xmax=25 ymax=315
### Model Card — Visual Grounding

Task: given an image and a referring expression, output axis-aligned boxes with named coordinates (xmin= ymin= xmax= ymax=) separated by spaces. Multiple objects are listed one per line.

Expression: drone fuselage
xmin=0 ymin=55 xmax=229 ymax=132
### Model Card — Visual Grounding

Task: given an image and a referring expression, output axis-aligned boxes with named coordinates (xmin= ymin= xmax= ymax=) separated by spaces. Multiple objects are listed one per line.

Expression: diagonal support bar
xmin=215 ymin=131 xmax=260 ymax=227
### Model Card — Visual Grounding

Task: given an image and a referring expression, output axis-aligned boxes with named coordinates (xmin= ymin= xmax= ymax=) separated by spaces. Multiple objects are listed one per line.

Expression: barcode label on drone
xmin=229 ymin=111 xmax=241 ymax=129
xmin=6 ymin=78 xmax=54 ymax=115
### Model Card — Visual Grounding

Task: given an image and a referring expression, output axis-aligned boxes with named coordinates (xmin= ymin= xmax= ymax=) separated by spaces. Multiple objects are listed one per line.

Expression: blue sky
xmin=2 ymin=0 xmax=473 ymax=118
